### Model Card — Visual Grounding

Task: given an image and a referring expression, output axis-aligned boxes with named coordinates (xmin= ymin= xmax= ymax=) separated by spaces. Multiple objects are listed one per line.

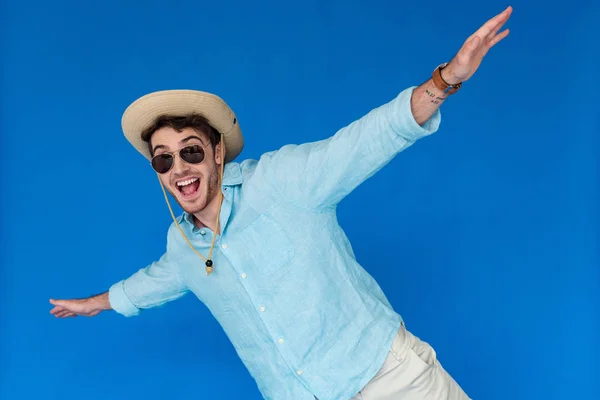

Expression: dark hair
xmin=141 ymin=114 xmax=222 ymax=156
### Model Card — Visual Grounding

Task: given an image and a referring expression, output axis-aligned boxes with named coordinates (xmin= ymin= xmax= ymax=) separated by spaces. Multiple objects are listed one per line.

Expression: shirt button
xmin=241 ymin=273 xmax=247 ymax=279
xmin=278 ymin=338 xmax=284 ymax=344
xmin=200 ymin=230 xmax=206 ymax=235
xmin=259 ymin=306 xmax=266 ymax=312
xmin=297 ymin=370 xmax=303 ymax=375
xmin=222 ymin=244 xmax=228 ymax=249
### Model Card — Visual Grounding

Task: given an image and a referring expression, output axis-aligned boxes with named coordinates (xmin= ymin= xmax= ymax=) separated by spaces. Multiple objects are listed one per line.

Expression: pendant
xmin=205 ymin=259 xmax=214 ymax=276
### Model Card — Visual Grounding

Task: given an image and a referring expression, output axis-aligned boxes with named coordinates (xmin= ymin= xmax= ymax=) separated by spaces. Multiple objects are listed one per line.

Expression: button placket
xmin=217 ymin=235 xmax=302 ymax=378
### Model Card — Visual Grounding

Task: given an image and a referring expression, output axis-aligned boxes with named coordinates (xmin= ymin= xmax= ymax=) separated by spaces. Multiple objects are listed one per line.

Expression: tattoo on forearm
xmin=425 ymin=89 xmax=446 ymax=104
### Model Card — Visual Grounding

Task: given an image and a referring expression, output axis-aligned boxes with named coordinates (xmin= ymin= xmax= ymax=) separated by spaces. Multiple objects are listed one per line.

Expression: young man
xmin=50 ymin=7 xmax=512 ymax=400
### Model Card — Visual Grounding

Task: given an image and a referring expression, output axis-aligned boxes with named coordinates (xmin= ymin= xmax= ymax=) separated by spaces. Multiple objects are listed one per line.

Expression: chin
xmin=179 ymin=198 xmax=208 ymax=215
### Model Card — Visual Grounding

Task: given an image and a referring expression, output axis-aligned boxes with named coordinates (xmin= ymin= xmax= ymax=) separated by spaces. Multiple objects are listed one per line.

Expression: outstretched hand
xmin=49 ymin=292 xmax=111 ymax=318
xmin=442 ymin=6 xmax=513 ymax=84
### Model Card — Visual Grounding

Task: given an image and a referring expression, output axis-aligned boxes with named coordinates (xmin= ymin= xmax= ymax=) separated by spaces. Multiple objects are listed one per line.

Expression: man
xmin=49 ymin=7 xmax=512 ymax=400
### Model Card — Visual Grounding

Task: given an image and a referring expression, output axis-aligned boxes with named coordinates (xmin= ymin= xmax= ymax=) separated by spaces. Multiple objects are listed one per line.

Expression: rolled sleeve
xmin=107 ymin=225 xmax=189 ymax=317
xmin=389 ymin=86 xmax=441 ymax=141
xmin=108 ymin=280 xmax=141 ymax=317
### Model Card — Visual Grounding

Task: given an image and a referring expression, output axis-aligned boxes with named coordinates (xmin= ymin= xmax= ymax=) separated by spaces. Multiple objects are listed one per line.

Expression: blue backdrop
xmin=1 ymin=1 xmax=598 ymax=399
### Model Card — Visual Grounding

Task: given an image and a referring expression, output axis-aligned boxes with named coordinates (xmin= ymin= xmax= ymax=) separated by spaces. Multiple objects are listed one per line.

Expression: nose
xmin=171 ymin=152 xmax=188 ymax=175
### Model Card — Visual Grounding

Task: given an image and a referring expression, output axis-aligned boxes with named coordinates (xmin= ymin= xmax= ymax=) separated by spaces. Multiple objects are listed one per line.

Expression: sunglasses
xmin=151 ymin=142 xmax=211 ymax=174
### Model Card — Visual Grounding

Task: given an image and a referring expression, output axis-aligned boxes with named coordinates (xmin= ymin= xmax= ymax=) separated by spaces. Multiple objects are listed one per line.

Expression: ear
xmin=214 ymin=139 xmax=226 ymax=165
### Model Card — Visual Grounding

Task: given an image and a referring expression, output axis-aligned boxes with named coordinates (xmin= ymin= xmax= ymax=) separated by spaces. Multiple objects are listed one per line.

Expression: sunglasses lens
xmin=180 ymin=145 xmax=205 ymax=164
xmin=151 ymin=145 xmax=206 ymax=173
xmin=152 ymin=154 xmax=174 ymax=174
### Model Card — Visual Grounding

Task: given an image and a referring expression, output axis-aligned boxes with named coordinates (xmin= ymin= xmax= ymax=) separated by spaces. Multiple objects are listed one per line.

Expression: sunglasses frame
xmin=150 ymin=141 xmax=213 ymax=174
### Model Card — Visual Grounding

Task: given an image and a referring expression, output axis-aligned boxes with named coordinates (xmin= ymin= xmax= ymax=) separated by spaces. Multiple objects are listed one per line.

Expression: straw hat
xmin=121 ymin=90 xmax=244 ymax=162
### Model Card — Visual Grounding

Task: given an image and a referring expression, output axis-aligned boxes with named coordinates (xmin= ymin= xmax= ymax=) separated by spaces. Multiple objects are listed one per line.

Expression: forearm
xmin=87 ymin=291 xmax=112 ymax=313
xmin=411 ymin=68 xmax=459 ymax=126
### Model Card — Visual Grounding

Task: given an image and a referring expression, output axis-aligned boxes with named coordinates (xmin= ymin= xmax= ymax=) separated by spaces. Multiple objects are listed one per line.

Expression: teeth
xmin=176 ymin=178 xmax=198 ymax=187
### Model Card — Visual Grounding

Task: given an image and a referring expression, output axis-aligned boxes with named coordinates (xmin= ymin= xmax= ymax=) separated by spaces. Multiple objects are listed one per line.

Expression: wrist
xmin=89 ymin=292 xmax=111 ymax=312
xmin=440 ymin=63 xmax=462 ymax=86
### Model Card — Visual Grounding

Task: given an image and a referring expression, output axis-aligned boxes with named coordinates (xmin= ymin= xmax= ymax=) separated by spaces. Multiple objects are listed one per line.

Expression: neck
xmin=192 ymin=190 xmax=223 ymax=234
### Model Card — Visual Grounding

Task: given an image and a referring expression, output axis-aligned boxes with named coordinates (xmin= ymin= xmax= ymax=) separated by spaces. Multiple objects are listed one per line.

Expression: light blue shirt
xmin=108 ymin=86 xmax=441 ymax=400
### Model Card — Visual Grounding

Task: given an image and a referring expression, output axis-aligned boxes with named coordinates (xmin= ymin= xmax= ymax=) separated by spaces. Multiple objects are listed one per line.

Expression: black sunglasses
xmin=151 ymin=143 xmax=211 ymax=174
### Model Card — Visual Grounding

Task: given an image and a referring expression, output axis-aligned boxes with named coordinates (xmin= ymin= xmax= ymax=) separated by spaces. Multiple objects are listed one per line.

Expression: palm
xmin=446 ymin=6 xmax=513 ymax=83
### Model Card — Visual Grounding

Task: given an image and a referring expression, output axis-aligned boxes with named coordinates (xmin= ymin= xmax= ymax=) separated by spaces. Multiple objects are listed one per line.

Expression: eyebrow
xmin=152 ymin=135 xmax=206 ymax=154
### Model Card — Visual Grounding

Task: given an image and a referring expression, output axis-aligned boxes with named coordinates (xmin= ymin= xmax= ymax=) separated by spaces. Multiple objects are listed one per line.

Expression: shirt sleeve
xmin=108 ymin=226 xmax=188 ymax=317
xmin=257 ymin=86 xmax=441 ymax=210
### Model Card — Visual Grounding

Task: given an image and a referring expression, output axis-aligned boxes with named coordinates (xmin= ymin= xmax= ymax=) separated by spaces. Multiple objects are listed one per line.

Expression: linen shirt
xmin=108 ymin=86 xmax=441 ymax=400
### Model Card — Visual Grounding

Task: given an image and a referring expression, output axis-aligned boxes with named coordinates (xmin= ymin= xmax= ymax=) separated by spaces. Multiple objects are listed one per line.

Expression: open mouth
xmin=176 ymin=177 xmax=200 ymax=198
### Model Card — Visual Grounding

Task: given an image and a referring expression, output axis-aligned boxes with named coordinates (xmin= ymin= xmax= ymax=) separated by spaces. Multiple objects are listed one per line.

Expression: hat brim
xmin=121 ymin=90 xmax=243 ymax=163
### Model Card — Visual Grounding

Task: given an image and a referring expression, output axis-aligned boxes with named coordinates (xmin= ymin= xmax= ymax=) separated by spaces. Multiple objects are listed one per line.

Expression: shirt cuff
xmin=108 ymin=280 xmax=141 ymax=317
xmin=390 ymin=86 xmax=442 ymax=142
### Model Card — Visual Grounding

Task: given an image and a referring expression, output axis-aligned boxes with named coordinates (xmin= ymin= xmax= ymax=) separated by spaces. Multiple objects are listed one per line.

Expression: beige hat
xmin=121 ymin=89 xmax=244 ymax=162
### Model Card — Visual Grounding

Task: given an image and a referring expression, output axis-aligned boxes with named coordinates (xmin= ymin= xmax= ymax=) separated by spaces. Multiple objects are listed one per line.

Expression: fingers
xmin=478 ymin=6 xmax=513 ymax=39
xmin=50 ymin=302 xmax=79 ymax=318
xmin=488 ymin=28 xmax=510 ymax=48
xmin=49 ymin=298 xmax=80 ymax=315
xmin=49 ymin=299 xmax=68 ymax=307
xmin=50 ymin=306 xmax=71 ymax=316
xmin=49 ymin=298 xmax=89 ymax=318
xmin=54 ymin=310 xmax=78 ymax=318
xmin=50 ymin=299 xmax=66 ymax=314
xmin=486 ymin=11 xmax=512 ymax=43
xmin=462 ymin=6 xmax=511 ymax=54
xmin=487 ymin=6 xmax=513 ymax=31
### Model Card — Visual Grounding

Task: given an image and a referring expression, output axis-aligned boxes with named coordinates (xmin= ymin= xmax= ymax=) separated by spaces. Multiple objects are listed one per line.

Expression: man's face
xmin=150 ymin=126 xmax=222 ymax=215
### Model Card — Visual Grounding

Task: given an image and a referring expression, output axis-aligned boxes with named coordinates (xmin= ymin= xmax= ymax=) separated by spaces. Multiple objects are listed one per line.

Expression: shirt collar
xmin=178 ymin=162 xmax=243 ymax=225
xmin=221 ymin=161 xmax=243 ymax=187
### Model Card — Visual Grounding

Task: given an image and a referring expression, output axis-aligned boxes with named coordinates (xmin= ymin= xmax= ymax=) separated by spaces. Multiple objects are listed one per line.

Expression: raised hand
xmin=442 ymin=6 xmax=513 ymax=84
xmin=49 ymin=292 xmax=111 ymax=318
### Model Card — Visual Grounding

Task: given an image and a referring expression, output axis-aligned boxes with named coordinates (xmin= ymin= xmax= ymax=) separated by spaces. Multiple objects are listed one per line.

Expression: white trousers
xmin=350 ymin=324 xmax=471 ymax=400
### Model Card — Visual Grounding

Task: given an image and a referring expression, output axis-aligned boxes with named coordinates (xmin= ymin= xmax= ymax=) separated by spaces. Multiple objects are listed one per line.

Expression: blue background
xmin=1 ymin=0 xmax=598 ymax=399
